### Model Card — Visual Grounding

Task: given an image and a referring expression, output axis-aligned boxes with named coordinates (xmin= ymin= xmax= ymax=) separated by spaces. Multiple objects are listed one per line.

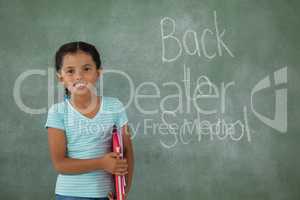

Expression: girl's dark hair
xmin=55 ymin=41 xmax=102 ymax=98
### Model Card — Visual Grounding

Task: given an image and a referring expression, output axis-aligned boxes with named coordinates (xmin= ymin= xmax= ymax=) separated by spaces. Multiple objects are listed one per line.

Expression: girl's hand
xmin=108 ymin=192 xmax=114 ymax=200
xmin=101 ymin=152 xmax=128 ymax=176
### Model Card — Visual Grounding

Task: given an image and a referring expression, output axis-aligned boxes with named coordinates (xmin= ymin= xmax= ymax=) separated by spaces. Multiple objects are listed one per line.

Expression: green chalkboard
xmin=0 ymin=0 xmax=299 ymax=199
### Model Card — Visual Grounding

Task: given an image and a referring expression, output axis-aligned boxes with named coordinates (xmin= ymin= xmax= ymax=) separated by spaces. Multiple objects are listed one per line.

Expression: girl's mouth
xmin=73 ymin=81 xmax=87 ymax=89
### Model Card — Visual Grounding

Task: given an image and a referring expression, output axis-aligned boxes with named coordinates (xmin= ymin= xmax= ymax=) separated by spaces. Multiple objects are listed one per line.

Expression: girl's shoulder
xmin=47 ymin=100 xmax=67 ymax=114
xmin=103 ymin=96 xmax=122 ymax=104
xmin=102 ymin=96 xmax=125 ymax=112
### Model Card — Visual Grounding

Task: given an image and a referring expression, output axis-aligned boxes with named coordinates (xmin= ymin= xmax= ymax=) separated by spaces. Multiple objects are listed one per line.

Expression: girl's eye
xmin=84 ymin=67 xmax=91 ymax=71
xmin=66 ymin=70 xmax=74 ymax=74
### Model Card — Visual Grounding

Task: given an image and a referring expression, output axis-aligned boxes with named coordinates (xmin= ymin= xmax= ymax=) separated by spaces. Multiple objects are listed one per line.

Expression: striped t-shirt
xmin=44 ymin=96 xmax=128 ymax=198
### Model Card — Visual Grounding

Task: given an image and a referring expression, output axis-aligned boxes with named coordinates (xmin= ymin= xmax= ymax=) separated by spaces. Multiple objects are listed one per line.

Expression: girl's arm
xmin=122 ymin=124 xmax=134 ymax=194
xmin=47 ymin=127 xmax=128 ymax=175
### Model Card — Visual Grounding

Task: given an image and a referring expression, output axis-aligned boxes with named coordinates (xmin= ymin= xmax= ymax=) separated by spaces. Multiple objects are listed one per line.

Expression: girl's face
xmin=57 ymin=51 xmax=102 ymax=96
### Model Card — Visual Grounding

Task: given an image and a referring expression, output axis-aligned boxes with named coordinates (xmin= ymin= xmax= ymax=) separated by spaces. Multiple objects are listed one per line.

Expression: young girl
xmin=44 ymin=41 xmax=134 ymax=200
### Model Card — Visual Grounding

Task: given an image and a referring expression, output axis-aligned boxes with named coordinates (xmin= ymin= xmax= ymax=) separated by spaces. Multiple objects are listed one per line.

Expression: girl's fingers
xmin=109 ymin=152 xmax=122 ymax=159
xmin=117 ymin=159 xmax=127 ymax=165
xmin=117 ymin=163 xmax=128 ymax=170
xmin=117 ymin=160 xmax=128 ymax=167
xmin=109 ymin=152 xmax=119 ymax=158
xmin=112 ymin=160 xmax=128 ymax=175
xmin=115 ymin=167 xmax=128 ymax=174
xmin=115 ymin=162 xmax=128 ymax=171
xmin=114 ymin=171 xmax=128 ymax=176
xmin=108 ymin=192 xmax=114 ymax=200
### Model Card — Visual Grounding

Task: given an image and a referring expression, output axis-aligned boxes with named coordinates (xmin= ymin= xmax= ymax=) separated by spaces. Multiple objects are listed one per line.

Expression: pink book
xmin=112 ymin=125 xmax=126 ymax=200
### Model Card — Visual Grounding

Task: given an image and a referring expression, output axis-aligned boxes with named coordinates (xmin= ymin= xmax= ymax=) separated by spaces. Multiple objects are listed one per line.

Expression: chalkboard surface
xmin=0 ymin=0 xmax=299 ymax=199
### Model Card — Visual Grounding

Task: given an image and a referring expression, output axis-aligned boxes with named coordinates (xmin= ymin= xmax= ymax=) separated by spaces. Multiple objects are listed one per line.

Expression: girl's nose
xmin=74 ymin=70 xmax=83 ymax=80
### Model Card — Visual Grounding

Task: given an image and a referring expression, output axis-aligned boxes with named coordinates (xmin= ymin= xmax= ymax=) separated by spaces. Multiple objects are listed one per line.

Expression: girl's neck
xmin=70 ymin=92 xmax=99 ymax=110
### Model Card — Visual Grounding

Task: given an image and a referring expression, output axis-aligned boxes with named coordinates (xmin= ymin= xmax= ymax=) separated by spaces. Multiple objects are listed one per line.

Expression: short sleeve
xmin=44 ymin=104 xmax=65 ymax=130
xmin=116 ymin=99 xmax=128 ymax=128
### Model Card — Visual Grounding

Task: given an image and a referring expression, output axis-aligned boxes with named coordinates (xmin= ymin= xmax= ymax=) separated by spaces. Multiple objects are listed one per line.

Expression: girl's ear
xmin=56 ymin=72 xmax=63 ymax=83
xmin=97 ymin=68 xmax=102 ymax=78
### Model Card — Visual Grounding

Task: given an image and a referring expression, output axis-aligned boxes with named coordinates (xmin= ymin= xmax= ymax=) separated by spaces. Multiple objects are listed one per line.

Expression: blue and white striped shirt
xmin=44 ymin=96 xmax=128 ymax=198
